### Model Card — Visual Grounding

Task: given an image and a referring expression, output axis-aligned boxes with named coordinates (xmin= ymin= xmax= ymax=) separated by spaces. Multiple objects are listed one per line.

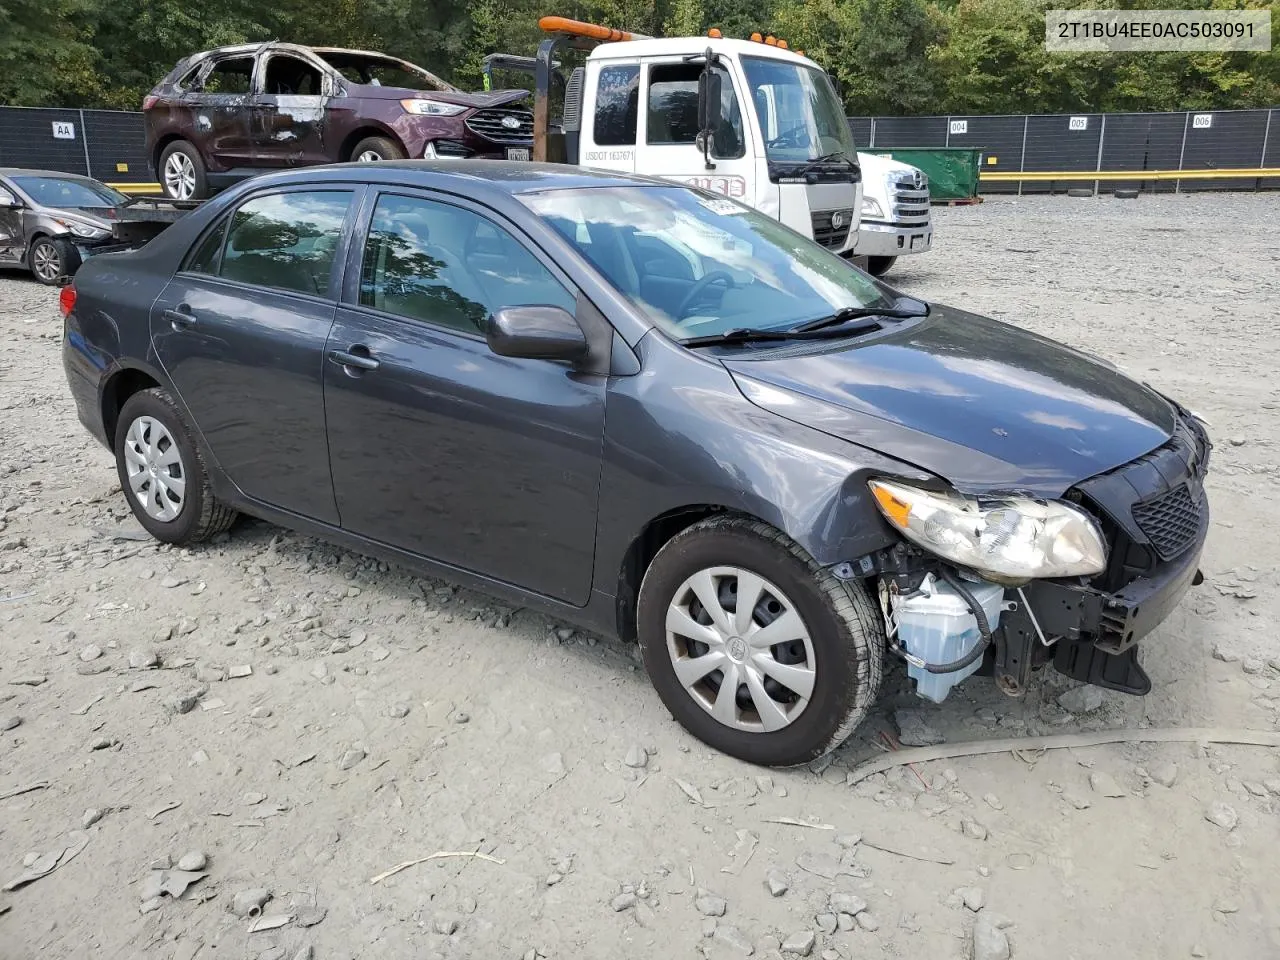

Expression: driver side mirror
xmin=485 ymin=305 xmax=589 ymax=362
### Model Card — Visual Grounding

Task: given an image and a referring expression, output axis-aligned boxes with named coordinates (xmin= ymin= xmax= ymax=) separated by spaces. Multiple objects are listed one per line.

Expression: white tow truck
xmin=522 ymin=19 xmax=865 ymax=259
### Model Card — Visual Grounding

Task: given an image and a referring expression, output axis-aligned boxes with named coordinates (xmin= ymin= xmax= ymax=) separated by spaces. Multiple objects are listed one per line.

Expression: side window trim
xmin=342 ymin=187 xmax=579 ymax=332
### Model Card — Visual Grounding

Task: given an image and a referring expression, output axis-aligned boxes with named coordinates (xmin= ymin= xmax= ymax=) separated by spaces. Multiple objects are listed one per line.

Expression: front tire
xmin=160 ymin=141 xmax=208 ymax=200
xmin=638 ymin=516 xmax=884 ymax=766
xmin=866 ymin=256 xmax=897 ymax=277
xmin=351 ymin=136 xmax=407 ymax=162
xmin=114 ymin=388 xmax=238 ymax=544
xmin=28 ymin=236 xmax=79 ymax=285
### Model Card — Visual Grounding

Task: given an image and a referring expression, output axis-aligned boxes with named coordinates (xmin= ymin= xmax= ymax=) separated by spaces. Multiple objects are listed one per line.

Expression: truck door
xmin=579 ymin=62 xmax=639 ymax=173
xmin=638 ymin=57 xmax=754 ymax=206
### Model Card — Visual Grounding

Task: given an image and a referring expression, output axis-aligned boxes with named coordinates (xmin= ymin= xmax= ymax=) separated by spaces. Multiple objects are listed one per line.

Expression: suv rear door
xmin=252 ymin=49 xmax=333 ymax=168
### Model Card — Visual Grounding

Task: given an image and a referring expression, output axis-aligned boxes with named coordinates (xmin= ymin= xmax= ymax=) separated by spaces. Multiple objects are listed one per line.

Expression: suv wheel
xmin=867 ymin=256 xmax=897 ymax=277
xmin=114 ymin=388 xmax=238 ymax=543
xmin=160 ymin=141 xmax=207 ymax=200
xmin=28 ymin=236 xmax=79 ymax=285
xmin=351 ymin=136 xmax=407 ymax=162
xmin=638 ymin=516 xmax=884 ymax=766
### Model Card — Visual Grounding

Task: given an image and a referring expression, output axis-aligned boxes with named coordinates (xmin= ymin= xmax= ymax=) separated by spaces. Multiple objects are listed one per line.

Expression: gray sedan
xmin=0 ymin=169 xmax=123 ymax=284
xmin=61 ymin=162 xmax=1209 ymax=765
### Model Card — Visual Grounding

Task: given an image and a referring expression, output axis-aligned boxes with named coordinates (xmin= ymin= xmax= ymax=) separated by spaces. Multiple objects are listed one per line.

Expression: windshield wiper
xmin=681 ymin=319 xmax=885 ymax=348
xmin=791 ymin=304 xmax=927 ymax=334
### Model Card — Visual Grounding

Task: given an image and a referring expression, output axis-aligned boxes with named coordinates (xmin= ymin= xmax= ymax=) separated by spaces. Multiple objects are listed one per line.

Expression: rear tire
xmin=114 ymin=388 xmax=238 ymax=544
xmin=637 ymin=516 xmax=884 ymax=766
xmin=159 ymin=141 xmax=208 ymax=200
xmin=28 ymin=236 xmax=79 ymax=285
xmin=351 ymin=136 xmax=407 ymax=162
xmin=866 ymin=255 xmax=897 ymax=277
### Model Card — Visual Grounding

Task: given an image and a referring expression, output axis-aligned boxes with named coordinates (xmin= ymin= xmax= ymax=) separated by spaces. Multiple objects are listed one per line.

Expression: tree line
xmin=2 ymin=0 xmax=1276 ymax=116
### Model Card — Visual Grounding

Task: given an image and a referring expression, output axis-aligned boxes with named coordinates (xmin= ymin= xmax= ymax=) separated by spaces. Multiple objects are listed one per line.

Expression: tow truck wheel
xmin=638 ymin=516 xmax=884 ymax=767
xmin=160 ymin=141 xmax=207 ymax=201
xmin=866 ymin=256 xmax=897 ymax=277
xmin=28 ymin=236 xmax=79 ymax=286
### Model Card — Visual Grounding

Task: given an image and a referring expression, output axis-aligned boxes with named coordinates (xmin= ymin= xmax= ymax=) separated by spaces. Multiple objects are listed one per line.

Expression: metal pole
xmin=1093 ymin=113 xmax=1106 ymax=196
xmin=1260 ymin=109 xmax=1273 ymax=193
xmin=78 ymin=108 xmax=92 ymax=177
xmin=944 ymin=116 xmax=951 ymax=147
xmin=1176 ymin=112 xmax=1190 ymax=194
xmin=869 ymin=117 xmax=876 ymax=149
xmin=1018 ymin=114 xmax=1029 ymax=197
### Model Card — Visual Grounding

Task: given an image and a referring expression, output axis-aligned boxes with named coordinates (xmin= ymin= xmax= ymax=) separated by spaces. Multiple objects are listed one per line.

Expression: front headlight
xmin=861 ymin=196 xmax=883 ymax=218
xmin=54 ymin=218 xmax=107 ymax=239
xmin=400 ymin=98 xmax=466 ymax=117
xmin=868 ymin=479 xmax=1107 ymax=580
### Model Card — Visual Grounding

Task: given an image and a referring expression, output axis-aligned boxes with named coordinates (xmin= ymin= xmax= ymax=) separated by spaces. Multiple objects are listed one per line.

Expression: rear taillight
xmin=142 ymin=95 xmax=159 ymax=111
xmin=59 ymin=283 xmax=77 ymax=318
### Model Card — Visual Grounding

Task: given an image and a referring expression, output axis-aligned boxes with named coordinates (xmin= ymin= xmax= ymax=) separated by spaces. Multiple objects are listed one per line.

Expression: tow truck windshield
xmin=741 ymin=57 xmax=857 ymax=164
xmin=520 ymin=185 xmax=902 ymax=342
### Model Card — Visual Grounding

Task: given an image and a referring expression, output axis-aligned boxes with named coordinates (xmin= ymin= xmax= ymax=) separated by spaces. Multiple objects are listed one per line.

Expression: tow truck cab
xmin=528 ymin=21 xmax=864 ymax=257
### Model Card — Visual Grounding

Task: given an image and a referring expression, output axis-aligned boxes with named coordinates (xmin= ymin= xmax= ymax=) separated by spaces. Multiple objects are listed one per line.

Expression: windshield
xmin=12 ymin=176 xmax=125 ymax=208
xmin=520 ymin=186 xmax=890 ymax=341
xmin=317 ymin=52 xmax=456 ymax=91
xmin=741 ymin=57 xmax=857 ymax=163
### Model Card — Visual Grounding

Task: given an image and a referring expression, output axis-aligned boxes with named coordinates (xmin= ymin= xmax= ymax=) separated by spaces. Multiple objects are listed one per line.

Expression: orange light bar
xmin=707 ymin=27 xmax=722 ymax=38
xmin=538 ymin=16 xmax=637 ymax=41
xmin=765 ymin=35 xmax=778 ymax=45
xmin=750 ymin=32 xmax=763 ymax=42
xmin=777 ymin=39 xmax=788 ymax=48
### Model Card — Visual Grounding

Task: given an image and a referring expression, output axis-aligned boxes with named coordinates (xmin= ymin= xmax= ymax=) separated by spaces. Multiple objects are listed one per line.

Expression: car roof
xmin=230 ymin=160 xmax=674 ymax=196
xmin=0 ymin=167 xmax=101 ymax=181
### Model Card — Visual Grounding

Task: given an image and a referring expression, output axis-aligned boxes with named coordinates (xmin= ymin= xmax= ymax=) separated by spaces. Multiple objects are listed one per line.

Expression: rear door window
xmin=218 ymin=190 xmax=353 ymax=296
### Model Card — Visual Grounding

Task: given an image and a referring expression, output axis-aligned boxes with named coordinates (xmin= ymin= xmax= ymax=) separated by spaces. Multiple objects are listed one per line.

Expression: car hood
xmin=726 ymin=305 xmax=1177 ymax=497
xmin=343 ymin=83 xmax=530 ymax=109
xmin=44 ymin=206 xmax=118 ymax=229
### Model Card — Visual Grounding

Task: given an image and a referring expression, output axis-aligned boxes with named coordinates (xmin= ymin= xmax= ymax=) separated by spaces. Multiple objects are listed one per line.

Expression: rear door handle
xmin=329 ymin=346 xmax=380 ymax=372
xmin=163 ymin=307 xmax=196 ymax=331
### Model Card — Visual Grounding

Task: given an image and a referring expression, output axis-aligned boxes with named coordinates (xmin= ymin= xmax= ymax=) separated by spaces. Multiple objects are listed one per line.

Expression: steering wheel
xmin=767 ymin=125 xmax=809 ymax=150
xmin=676 ymin=271 xmax=736 ymax=320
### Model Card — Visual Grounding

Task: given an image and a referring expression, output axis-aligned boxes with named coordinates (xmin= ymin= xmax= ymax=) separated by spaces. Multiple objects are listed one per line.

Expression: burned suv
xmin=144 ymin=42 xmax=534 ymax=199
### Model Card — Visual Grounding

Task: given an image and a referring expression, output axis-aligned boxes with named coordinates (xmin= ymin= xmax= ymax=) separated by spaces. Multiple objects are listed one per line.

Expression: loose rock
xmin=695 ymin=894 xmax=727 ymax=917
xmin=894 ymin=708 xmax=944 ymax=746
xmin=1241 ymin=657 xmax=1264 ymax=675
xmin=1 ymin=715 xmax=21 ymax=731
xmin=82 ymin=807 xmax=104 ymax=828
xmin=611 ymin=892 xmax=636 ymax=911
xmin=1090 ymin=772 xmax=1127 ymax=797
xmin=298 ymin=908 xmax=327 ymax=927
xmin=79 ymin=644 xmax=103 ymax=662
xmin=1205 ymin=802 xmax=1239 ymax=831
xmin=766 ymin=870 xmax=789 ymax=897
xmin=782 ymin=930 xmax=816 ymax=956
xmin=623 ymin=744 xmax=648 ymax=768
xmin=389 ymin=703 xmax=410 ymax=719
xmin=1149 ymin=763 xmax=1178 ymax=787
xmin=856 ymin=912 xmax=879 ymax=931
xmin=177 ymin=851 xmax=207 ymax=871
xmin=973 ymin=913 xmax=1012 ymax=960
xmin=815 ymin=912 xmax=837 ymax=935
xmin=837 ymin=913 xmax=855 ymax=931
xmin=250 ymin=706 xmax=272 ymax=719
xmin=958 ymin=886 xmax=986 ymax=911
xmin=962 ymin=819 xmax=989 ymax=841
xmin=168 ymin=691 xmax=200 ymax=715
xmin=713 ymin=924 xmax=754 ymax=954
xmin=829 ymin=892 xmax=867 ymax=915
xmin=1056 ymin=685 xmax=1104 ymax=713
xmin=129 ymin=649 xmax=159 ymax=669
xmin=433 ymin=916 xmax=459 ymax=935
xmin=231 ymin=888 xmax=272 ymax=917
xmin=339 ymin=747 xmax=366 ymax=771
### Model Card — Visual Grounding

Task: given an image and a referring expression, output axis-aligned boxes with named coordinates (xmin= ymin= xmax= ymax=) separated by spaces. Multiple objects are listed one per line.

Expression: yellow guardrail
xmin=982 ymin=168 xmax=1280 ymax=182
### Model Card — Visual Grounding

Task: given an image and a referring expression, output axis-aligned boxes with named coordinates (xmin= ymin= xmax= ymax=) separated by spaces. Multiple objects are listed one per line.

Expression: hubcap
xmin=164 ymin=153 xmax=196 ymax=199
xmin=666 ymin=566 xmax=816 ymax=733
xmin=356 ymin=150 xmax=383 ymax=162
xmin=123 ymin=416 xmax=186 ymax=522
xmin=31 ymin=242 xmax=60 ymax=281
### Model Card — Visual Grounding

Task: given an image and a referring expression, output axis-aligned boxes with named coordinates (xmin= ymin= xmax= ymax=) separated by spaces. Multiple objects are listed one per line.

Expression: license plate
xmin=506 ymin=148 xmax=531 ymax=161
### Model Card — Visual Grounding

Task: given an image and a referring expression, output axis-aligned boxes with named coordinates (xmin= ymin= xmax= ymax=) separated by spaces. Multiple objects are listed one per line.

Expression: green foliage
xmin=0 ymin=0 xmax=1274 ymax=114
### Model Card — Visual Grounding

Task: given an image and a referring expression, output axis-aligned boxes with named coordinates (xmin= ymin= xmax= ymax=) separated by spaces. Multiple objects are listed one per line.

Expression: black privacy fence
xmin=0 ymin=103 xmax=1276 ymax=195
xmin=849 ymin=108 xmax=1280 ymax=194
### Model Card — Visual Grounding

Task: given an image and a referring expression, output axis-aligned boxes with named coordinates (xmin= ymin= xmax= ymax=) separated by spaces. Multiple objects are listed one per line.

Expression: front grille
xmin=811 ymin=209 xmax=854 ymax=249
xmin=1131 ymin=483 xmax=1203 ymax=561
xmin=465 ymin=108 xmax=534 ymax=146
xmin=890 ymin=175 xmax=931 ymax=226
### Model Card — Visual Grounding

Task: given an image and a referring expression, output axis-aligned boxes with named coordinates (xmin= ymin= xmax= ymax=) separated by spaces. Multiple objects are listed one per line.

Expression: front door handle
xmin=163 ymin=306 xmax=196 ymax=331
xmin=329 ymin=346 xmax=380 ymax=373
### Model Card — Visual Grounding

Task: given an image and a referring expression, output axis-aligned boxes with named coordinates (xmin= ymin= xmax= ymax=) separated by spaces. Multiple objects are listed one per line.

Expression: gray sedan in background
xmin=0 ymin=169 xmax=124 ymax=284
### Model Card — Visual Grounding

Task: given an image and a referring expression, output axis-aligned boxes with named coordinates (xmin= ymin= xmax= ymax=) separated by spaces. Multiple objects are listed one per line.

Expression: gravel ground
xmin=2 ymin=192 xmax=1279 ymax=960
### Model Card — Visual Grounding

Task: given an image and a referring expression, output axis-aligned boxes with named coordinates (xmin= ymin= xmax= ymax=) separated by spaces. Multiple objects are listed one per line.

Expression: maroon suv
xmin=143 ymin=42 xmax=534 ymax=199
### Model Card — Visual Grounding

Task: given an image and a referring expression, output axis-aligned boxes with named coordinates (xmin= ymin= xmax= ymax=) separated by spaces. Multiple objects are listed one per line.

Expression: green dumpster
xmin=863 ymin=147 xmax=983 ymax=201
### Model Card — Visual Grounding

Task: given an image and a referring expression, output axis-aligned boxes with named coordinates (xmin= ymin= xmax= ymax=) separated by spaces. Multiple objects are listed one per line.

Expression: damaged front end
xmin=840 ymin=412 xmax=1211 ymax=702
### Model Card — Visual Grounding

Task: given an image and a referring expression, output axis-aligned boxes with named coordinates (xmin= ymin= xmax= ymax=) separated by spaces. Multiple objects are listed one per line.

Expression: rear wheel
xmin=114 ymin=388 xmax=238 ymax=544
xmin=351 ymin=136 xmax=406 ymax=163
xmin=866 ymin=255 xmax=897 ymax=277
xmin=28 ymin=236 xmax=79 ymax=285
xmin=160 ymin=141 xmax=207 ymax=200
xmin=638 ymin=516 xmax=884 ymax=766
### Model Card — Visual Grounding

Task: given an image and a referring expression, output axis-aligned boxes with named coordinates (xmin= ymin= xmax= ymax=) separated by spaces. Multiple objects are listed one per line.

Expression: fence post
xmin=1018 ymin=114 xmax=1029 ymax=197
xmin=869 ymin=117 xmax=876 ymax=148
xmin=1260 ymin=109 xmax=1273 ymax=192
xmin=78 ymin=108 xmax=92 ymax=178
xmin=1093 ymin=113 xmax=1106 ymax=196
xmin=944 ymin=116 xmax=952 ymax=147
xmin=1176 ymin=112 xmax=1190 ymax=194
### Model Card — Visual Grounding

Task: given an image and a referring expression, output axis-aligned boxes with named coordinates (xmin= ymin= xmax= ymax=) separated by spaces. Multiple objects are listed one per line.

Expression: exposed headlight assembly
xmin=400 ymin=98 xmax=466 ymax=116
xmin=54 ymin=218 xmax=107 ymax=239
xmin=869 ymin=479 xmax=1107 ymax=581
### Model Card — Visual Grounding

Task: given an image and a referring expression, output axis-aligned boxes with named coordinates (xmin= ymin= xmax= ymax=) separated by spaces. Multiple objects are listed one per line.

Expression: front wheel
xmin=28 ymin=236 xmax=79 ymax=285
xmin=638 ymin=516 xmax=884 ymax=766
xmin=351 ymin=136 xmax=407 ymax=163
xmin=114 ymin=388 xmax=238 ymax=544
xmin=866 ymin=256 xmax=897 ymax=277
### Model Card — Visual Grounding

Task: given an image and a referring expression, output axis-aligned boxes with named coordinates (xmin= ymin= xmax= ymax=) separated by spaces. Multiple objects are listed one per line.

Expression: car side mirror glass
xmin=485 ymin=306 xmax=588 ymax=362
